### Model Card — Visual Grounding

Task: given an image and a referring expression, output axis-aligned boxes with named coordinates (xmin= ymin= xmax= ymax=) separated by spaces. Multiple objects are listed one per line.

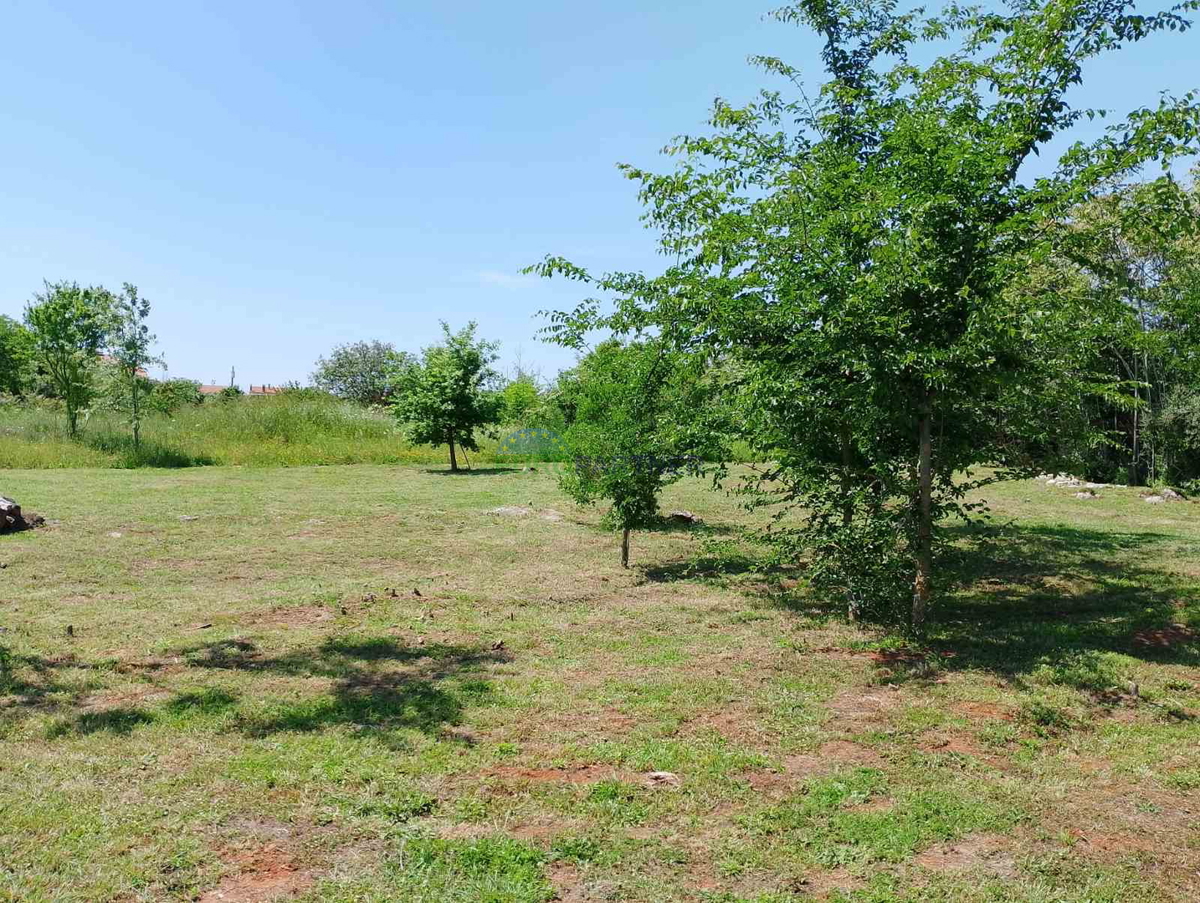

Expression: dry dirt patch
xmin=914 ymin=834 xmax=1018 ymax=879
xmin=199 ymin=845 xmax=313 ymax=903
xmin=484 ymin=764 xmax=630 ymax=785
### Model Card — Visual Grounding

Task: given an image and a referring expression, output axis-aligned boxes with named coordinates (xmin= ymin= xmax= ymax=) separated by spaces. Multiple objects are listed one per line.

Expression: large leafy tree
xmin=0 ymin=315 xmax=35 ymax=397
xmin=312 ymin=340 xmax=413 ymax=406
xmin=392 ymin=322 xmax=502 ymax=471
xmin=24 ymin=281 xmax=116 ymax=436
xmin=532 ymin=0 xmax=1200 ymax=629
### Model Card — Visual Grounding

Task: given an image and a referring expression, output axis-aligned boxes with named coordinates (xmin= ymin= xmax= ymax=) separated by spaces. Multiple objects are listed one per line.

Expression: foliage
xmin=312 ymin=339 xmax=413 ymax=406
xmin=499 ymin=372 xmax=541 ymax=424
xmin=148 ymin=379 xmax=203 ymax=414
xmin=219 ymin=385 xmax=244 ymax=400
xmin=107 ymin=283 xmax=162 ymax=449
xmin=530 ymin=0 xmax=1200 ymax=628
xmin=23 ymin=280 xmax=115 ymax=436
xmin=1059 ymin=172 xmax=1200 ymax=485
xmin=1157 ymin=383 xmax=1200 ymax=489
xmin=391 ymin=322 xmax=502 ymax=471
xmin=551 ymin=339 xmax=726 ymax=565
xmin=0 ymin=315 xmax=35 ymax=397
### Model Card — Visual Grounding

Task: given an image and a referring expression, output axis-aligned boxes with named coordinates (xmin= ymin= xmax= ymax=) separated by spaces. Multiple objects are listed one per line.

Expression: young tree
xmin=0 ymin=315 xmax=35 ymax=397
xmin=553 ymin=339 xmax=722 ymax=567
xmin=531 ymin=0 xmax=1200 ymax=629
xmin=109 ymin=283 xmax=162 ymax=449
xmin=312 ymin=340 xmax=413 ymax=406
xmin=23 ymin=281 xmax=115 ymax=436
xmin=392 ymin=322 xmax=502 ymax=471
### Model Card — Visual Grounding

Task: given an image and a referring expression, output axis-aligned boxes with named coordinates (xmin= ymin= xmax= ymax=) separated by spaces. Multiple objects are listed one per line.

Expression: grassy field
xmin=0 ymin=398 xmax=537 ymax=469
xmin=1 ymin=465 xmax=1198 ymax=902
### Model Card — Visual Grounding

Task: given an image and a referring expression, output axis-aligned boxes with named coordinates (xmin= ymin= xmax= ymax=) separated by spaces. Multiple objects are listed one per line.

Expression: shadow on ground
xmin=928 ymin=523 xmax=1200 ymax=686
xmin=641 ymin=518 xmax=1199 ymax=686
xmin=5 ymin=636 xmax=507 ymax=744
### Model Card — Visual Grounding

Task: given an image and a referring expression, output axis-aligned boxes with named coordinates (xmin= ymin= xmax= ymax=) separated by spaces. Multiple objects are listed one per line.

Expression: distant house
xmin=198 ymin=384 xmax=227 ymax=397
xmin=98 ymin=354 xmax=149 ymax=380
xmin=249 ymin=385 xmax=283 ymax=397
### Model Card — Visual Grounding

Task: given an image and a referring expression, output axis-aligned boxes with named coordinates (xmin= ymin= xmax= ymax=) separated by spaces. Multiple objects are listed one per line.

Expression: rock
xmin=1075 ymin=490 xmax=1098 ymax=500
xmin=1144 ymin=495 xmax=1165 ymax=504
xmin=0 ymin=496 xmax=43 ymax=533
xmin=490 ymin=506 xmax=532 ymax=517
xmin=645 ymin=771 xmax=681 ymax=788
xmin=1160 ymin=488 xmax=1186 ymax=501
xmin=668 ymin=510 xmax=701 ymax=524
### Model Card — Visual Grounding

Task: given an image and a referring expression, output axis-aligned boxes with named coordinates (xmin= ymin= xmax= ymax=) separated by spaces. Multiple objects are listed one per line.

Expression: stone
xmin=1075 ymin=490 xmax=1098 ymax=500
xmin=1144 ymin=495 xmax=1165 ymax=504
xmin=668 ymin=510 xmax=701 ymax=524
xmin=1160 ymin=488 xmax=1186 ymax=501
xmin=0 ymin=496 xmax=43 ymax=533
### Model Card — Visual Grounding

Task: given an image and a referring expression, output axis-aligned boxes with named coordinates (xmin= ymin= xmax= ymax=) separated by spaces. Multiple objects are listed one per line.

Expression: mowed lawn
xmin=1 ymin=465 xmax=1198 ymax=902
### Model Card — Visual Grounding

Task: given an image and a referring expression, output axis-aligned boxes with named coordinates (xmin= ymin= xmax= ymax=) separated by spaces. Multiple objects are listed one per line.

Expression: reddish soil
xmin=484 ymin=764 xmax=627 ymax=784
xmin=953 ymin=700 xmax=1014 ymax=721
xmin=199 ymin=845 xmax=312 ymax=903
xmin=1133 ymin=624 xmax=1196 ymax=648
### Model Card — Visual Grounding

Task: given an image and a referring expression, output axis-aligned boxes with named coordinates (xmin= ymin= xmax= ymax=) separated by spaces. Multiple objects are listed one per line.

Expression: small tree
xmin=392 ymin=322 xmax=502 ymax=471
xmin=109 ymin=284 xmax=162 ymax=449
xmin=312 ymin=340 xmax=412 ymax=406
xmin=552 ymin=339 xmax=719 ymax=567
xmin=149 ymin=379 xmax=203 ymax=414
xmin=23 ymin=281 xmax=115 ymax=436
xmin=0 ymin=316 xmax=35 ymax=398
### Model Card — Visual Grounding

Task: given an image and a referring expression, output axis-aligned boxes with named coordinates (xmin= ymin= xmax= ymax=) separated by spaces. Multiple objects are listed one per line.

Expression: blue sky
xmin=2 ymin=2 xmax=1196 ymax=388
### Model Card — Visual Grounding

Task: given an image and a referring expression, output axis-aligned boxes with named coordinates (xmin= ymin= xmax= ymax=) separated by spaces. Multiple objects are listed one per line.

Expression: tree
xmin=500 ymin=371 xmax=541 ymax=424
xmin=0 ymin=316 xmax=34 ymax=397
xmin=552 ymin=339 xmax=723 ymax=567
xmin=531 ymin=0 xmax=1200 ymax=629
xmin=1058 ymin=173 xmax=1200 ymax=484
xmin=312 ymin=340 xmax=412 ymax=406
xmin=24 ymin=281 xmax=115 ymax=436
xmin=392 ymin=322 xmax=502 ymax=471
xmin=149 ymin=379 xmax=203 ymax=414
xmin=108 ymin=283 xmax=162 ymax=449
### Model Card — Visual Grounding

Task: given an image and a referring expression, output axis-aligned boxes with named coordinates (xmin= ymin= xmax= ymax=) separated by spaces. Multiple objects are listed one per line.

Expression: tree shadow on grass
xmin=423 ymin=466 xmax=523 ymax=476
xmin=173 ymin=635 xmax=508 ymax=742
xmin=11 ymin=636 xmax=505 ymax=746
xmin=82 ymin=433 xmax=214 ymax=468
xmin=927 ymin=523 xmax=1200 ymax=686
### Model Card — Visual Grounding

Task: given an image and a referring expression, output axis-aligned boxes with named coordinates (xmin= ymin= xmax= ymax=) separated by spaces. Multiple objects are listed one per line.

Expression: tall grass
xmin=0 ymin=396 xmax=530 ymax=469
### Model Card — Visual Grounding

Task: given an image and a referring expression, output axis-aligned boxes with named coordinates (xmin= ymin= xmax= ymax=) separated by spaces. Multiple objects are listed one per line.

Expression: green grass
xmin=1 ymin=466 xmax=1198 ymax=901
xmin=0 ymin=396 xmax=566 ymax=468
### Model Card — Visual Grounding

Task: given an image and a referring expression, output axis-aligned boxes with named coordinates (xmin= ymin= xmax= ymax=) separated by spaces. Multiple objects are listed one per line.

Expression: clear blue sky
xmin=2 ymin=2 xmax=1195 ymax=388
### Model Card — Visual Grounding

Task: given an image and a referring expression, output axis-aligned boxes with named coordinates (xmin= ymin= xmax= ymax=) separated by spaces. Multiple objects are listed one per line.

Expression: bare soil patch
xmin=199 ymin=845 xmax=313 ymax=903
xmin=1133 ymin=624 xmax=1196 ymax=648
xmin=484 ymin=764 xmax=629 ymax=784
xmin=826 ymin=687 xmax=901 ymax=732
xmin=797 ymin=867 xmax=864 ymax=898
xmin=914 ymin=834 xmax=1018 ymax=878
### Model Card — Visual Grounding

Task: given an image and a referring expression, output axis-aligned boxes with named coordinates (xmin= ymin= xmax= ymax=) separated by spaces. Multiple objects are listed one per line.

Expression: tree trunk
xmin=912 ymin=394 xmax=933 ymax=633
xmin=621 ymin=528 xmax=630 ymax=568
xmin=840 ymin=426 xmax=859 ymax=622
xmin=448 ymin=434 xmax=458 ymax=472
xmin=67 ymin=403 xmax=78 ymax=438
xmin=132 ymin=380 xmax=141 ymax=450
